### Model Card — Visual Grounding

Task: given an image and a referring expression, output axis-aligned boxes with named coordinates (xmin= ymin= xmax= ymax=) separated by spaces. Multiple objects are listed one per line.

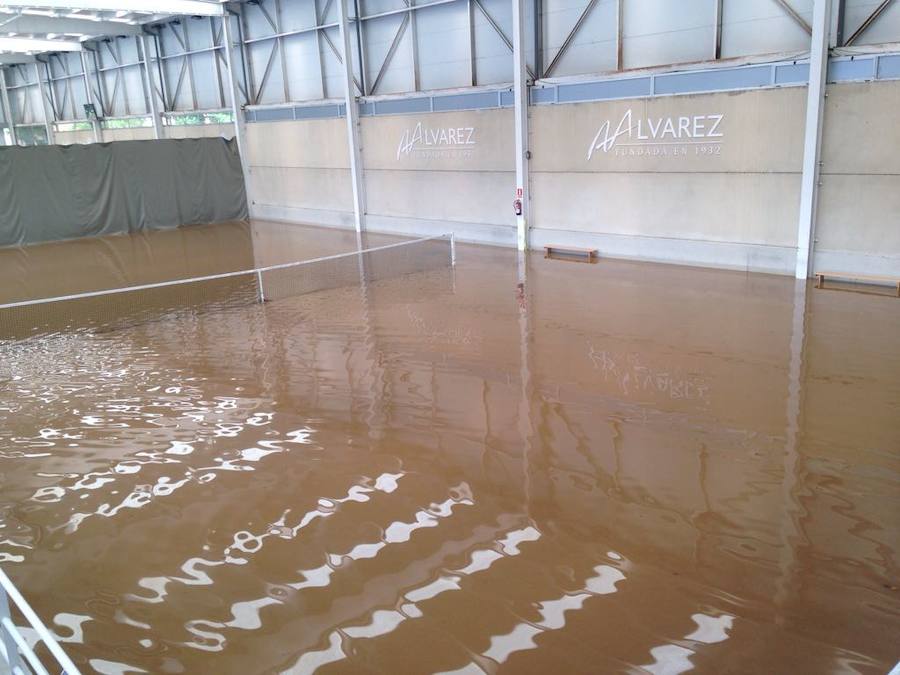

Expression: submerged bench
xmin=815 ymin=271 xmax=900 ymax=296
xmin=543 ymin=245 xmax=598 ymax=261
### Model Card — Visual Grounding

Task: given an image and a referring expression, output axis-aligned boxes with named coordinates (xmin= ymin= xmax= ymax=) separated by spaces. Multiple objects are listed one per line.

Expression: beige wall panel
xmin=246 ymin=118 xmax=349 ymax=169
xmin=165 ymin=124 xmax=233 ymax=139
xmin=54 ymin=130 xmax=94 ymax=145
xmin=532 ymin=171 xmax=801 ymax=246
xmin=361 ymin=108 xmax=514 ymax=172
xmin=531 ymin=86 xmax=806 ymax=174
xmin=366 ymin=169 xmax=515 ymax=226
xmin=103 ymin=127 xmax=155 ymax=142
xmin=250 ymin=165 xmax=354 ymax=213
xmin=822 ymin=80 xmax=900 ymax=174
xmin=816 ymin=174 xmax=900 ymax=255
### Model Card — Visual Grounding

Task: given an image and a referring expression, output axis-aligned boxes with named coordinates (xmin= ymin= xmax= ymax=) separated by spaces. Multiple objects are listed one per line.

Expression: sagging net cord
xmin=0 ymin=233 xmax=455 ymax=311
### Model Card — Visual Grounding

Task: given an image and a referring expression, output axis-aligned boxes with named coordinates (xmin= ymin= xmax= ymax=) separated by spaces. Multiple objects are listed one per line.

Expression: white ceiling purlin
xmin=0 ymin=1 xmax=226 ymax=17
xmin=0 ymin=14 xmax=144 ymax=37
xmin=0 ymin=35 xmax=82 ymax=52
xmin=0 ymin=53 xmax=37 ymax=64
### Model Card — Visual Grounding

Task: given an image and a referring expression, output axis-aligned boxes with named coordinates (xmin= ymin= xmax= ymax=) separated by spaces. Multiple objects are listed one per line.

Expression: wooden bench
xmin=543 ymin=245 xmax=598 ymax=261
xmin=815 ymin=271 xmax=900 ymax=297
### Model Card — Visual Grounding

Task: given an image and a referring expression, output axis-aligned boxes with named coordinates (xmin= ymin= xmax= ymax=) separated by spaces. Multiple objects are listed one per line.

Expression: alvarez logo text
xmin=588 ymin=110 xmax=724 ymax=159
xmin=397 ymin=122 xmax=476 ymax=159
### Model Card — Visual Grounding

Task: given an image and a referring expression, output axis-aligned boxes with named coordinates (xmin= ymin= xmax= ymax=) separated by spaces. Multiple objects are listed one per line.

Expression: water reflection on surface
xmin=0 ymin=222 xmax=898 ymax=674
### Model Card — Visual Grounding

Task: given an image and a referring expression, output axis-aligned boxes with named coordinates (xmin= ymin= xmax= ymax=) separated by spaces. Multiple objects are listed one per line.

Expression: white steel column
xmin=34 ymin=63 xmax=55 ymax=144
xmin=338 ymin=0 xmax=367 ymax=235
xmin=795 ymin=0 xmax=832 ymax=279
xmin=222 ymin=13 xmax=251 ymax=194
xmin=80 ymin=50 xmax=102 ymax=142
xmin=512 ymin=0 xmax=530 ymax=251
xmin=139 ymin=34 xmax=164 ymax=139
xmin=0 ymin=68 xmax=17 ymax=146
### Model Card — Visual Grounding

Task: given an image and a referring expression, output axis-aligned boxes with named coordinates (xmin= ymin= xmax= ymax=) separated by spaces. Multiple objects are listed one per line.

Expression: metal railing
xmin=0 ymin=567 xmax=80 ymax=675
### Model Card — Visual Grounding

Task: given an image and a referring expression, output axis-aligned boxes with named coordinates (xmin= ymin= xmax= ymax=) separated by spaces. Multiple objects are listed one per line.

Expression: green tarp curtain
xmin=0 ymin=137 xmax=248 ymax=247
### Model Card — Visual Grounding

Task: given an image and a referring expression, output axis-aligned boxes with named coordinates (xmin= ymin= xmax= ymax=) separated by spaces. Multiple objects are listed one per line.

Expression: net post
xmin=450 ymin=233 xmax=457 ymax=268
xmin=256 ymin=270 xmax=266 ymax=303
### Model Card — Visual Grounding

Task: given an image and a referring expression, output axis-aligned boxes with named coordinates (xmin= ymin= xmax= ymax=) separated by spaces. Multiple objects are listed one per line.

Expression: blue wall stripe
xmin=372 ymin=97 xmax=432 ymax=115
xmin=654 ymin=65 xmax=772 ymax=94
xmin=775 ymin=62 xmax=808 ymax=84
xmin=431 ymin=91 xmax=502 ymax=111
xmin=828 ymin=58 xmax=875 ymax=82
xmin=253 ymin=107 xmax=294 ymax=122
xmin=555 ymin=76 xmax=651 ymax=103
xmin=245 ymin=52 xmax=900 ymax=123
xmin=877 ymin=54 xmax=900 ymax=79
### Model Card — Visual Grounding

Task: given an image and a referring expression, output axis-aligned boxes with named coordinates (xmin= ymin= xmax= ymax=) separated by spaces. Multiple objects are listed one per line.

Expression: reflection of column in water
xmin=774 ymin=279 xmax=810 ymax=616
xmin=516 ymin=251 xmax=551 ymax=511
xmin=356 ymin=233 xmax=389 ymax=442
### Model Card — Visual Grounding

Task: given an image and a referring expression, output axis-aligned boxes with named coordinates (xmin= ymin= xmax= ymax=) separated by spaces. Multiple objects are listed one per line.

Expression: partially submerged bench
xmin=815 ymin=271 xmax=900 ymax=296
xmin=543 ymin=245 xmax=598 ymax=261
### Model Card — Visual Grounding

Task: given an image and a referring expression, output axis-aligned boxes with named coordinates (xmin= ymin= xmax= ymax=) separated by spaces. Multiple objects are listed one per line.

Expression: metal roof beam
xmin=0 ymin=54 xmax=37 ymax=64
xmin=0 ymin=15 xmax=143 ymax=37
xmin=0 ymin=36 xmax=82 ymax=52
xmin=0 ymin=1 xmax=225 ymax=17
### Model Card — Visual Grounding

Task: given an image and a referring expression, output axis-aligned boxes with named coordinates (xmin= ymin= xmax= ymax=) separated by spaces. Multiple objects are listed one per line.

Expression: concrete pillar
xmin=337 ymin=0 xmax=367 ymax=236
xmin=512 ymin=0 xmax=530 ymax=251
xmin=795 ymin=0 xmax=832 ymax=279
xmin=0 ymin=68 xmax=18 ymax=146
xmin=222 ymin=13 xmax=252 ymax=198
xmin=34 ymin=63 xmax=55 ymax=145
xmin=80 ymin=51 xmax=102 ymax=143
xmin=139 ymin=34 xmax=164 ymax=140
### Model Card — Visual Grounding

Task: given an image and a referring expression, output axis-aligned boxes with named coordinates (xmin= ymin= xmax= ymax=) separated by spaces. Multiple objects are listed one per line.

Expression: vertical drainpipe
xmin=795 ymin=0 xmax=832 ymax=279
xmin=80 ymin=50 xmax=102 ymax=143
xmin=338 ymin=0 xmax=367 ymax=238
xmin=0 ymin=68 xmax=18 ymax=146
xmin=222 ymin=10 xmax=253 ymax=208
xmin=139 ymin=33 xmax=164 ymax=140
xmin=512 ymin=0 xmax=530 ymax=251
xmin=34 ymin=62 xmax=56 ymax=145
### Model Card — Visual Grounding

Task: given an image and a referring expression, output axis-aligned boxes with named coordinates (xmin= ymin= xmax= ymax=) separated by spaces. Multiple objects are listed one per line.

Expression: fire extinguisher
xmin=513 ymin=198 xmax=523 ymax=216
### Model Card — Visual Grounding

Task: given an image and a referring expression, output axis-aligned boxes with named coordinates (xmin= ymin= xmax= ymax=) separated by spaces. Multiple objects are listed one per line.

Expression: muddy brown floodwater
xmin=0 ymin=221 xmax=898 ymax=674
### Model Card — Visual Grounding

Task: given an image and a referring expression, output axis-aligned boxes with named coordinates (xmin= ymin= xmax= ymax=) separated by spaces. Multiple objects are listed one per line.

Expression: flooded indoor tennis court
xmin=1 ymin=220 xmax=897 ymax=674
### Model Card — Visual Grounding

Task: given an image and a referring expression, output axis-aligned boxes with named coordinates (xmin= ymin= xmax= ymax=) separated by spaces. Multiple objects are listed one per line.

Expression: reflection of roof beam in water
xmin=180 ymin=482 xmax=477 ymax=653
xmin=443 ymin=562 xmax=627 ymax=673
xmin=281 ymin=522 xmax=543 ymax=674
xmin=123 ymin=472 xmax=408 ymax=607
xmin=28 ymin=471 xmax=410 ymax=652
xmin=42 ymin=426 xmax=314 ymax=536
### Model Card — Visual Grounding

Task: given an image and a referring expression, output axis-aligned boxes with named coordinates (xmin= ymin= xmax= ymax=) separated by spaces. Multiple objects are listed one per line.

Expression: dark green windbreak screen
xmin=0 ymin=137 xmax=248 ymax=247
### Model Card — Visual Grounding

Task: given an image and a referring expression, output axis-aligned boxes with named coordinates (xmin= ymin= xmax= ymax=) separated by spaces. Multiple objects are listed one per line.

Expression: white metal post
xmin=0 ymin=68 xmax=18 ymax=146
xmin=139 ymin=34 xmax=164 ymax=140
xmin=0 ymin=584 xmax=25 ymax=673
xmin=337 ymin=0 xmax=367 ymax=236
xmin=34 ymin=63 xmax=55 ymax=145
xmin=222 ymin=13 xmax=252 ymax=199
xmin=512 ymin=0 xmax=530 ymax=251
xmin=80 ymin=50 xmax=102 ymax=142
xmin=795 ymin=0 xmax=832 ymax=279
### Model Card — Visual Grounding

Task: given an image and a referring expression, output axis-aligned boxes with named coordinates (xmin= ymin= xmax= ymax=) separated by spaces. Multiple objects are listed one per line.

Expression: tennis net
xmin=0 ymin=233 xmax=455 ymax=341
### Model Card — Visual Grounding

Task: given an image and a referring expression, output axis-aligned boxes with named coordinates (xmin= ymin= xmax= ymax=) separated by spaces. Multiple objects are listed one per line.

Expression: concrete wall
xmin=360 ymin=109 xmax=516 ymax=245
xmin=816 ymin=79 xmax=900 ymax=276
xmin=53 ymin=129 xmax=95 ymax=145
xmin=242 ymin=79 xmax=898 ymax=277
xmin=529 ymin=87 xmax=806 ymax=273
xmin=53 ymin=123 xmax=234 ymax=146
xmin=246 ymin=118 xmax=354 ymax=227
xmin=103 ymin=127 xmax=156 ymax=142
xmin=165 ymin=123 xmax=234 ymax=140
